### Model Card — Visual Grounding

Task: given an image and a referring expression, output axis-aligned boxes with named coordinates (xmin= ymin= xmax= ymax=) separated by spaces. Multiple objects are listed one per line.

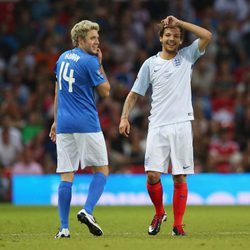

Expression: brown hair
xmin=158 ymin=23 xmax=184 ymax=40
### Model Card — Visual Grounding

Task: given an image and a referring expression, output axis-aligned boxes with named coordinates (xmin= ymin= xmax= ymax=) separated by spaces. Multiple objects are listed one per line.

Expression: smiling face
xmin=160 ymin=27 xmax=183 ymax=55
xmin=79 ymin=29 xmax=99 ymax=55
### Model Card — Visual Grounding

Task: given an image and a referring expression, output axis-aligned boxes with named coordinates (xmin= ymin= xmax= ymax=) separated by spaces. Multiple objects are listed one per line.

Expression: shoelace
xmin=89 ymin=214 xmax=98 ymax=223
xmin=175 ymin=224 xmax=185 ymax=234
xmin=151 ymin=215 xmax=163 ymax=227
xmin=90 ymin=214 xmax=95 ymax=221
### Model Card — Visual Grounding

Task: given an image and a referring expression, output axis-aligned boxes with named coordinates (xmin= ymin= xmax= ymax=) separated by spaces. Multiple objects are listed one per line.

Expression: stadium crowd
xmin=0 ymin=0 xmax=250 ymax=201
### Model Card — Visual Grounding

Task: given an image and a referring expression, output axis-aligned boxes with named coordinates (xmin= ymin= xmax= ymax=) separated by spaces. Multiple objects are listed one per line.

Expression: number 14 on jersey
xmin=58 ymin=61 xmax=75 ymax=92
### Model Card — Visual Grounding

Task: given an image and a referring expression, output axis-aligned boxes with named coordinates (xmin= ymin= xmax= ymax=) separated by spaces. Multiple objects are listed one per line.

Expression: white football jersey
xmin=131 ymin=39 xmax=204 ymax=128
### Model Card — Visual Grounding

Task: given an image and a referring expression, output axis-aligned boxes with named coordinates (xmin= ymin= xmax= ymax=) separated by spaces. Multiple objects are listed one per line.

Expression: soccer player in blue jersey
xmin=49 ymin=20 xmax=110 ymax=238
xmin=119 ymin=16 xmax=212 ymax=236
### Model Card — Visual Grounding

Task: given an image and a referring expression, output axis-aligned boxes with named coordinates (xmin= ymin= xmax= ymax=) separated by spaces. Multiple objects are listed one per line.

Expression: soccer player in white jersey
xmin=49 ymin=20 xmax=110 ymax=238
xmin=119 ymin=15 xmax=212 ymax=236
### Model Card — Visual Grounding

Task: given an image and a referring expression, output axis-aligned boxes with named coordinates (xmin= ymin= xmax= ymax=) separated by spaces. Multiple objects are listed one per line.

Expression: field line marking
xmin=0 ymin=232 xmax=250 ymax=237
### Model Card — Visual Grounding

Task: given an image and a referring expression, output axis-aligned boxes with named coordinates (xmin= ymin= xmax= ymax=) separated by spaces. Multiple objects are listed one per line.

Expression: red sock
xmin=147 ymin=181 xmax=165 ymax=216
xmin=173 ymin=182 xmax=188 ymax=226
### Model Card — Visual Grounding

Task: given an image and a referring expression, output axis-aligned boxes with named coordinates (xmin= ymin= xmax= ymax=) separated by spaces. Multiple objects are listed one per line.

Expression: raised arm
xmin=119 ymin=91 xmax=140 ymax=137
xmin=162 ymin=15 xmax=212 ymax=52
xmin=96 ymin=48 xmax=110 ymax=97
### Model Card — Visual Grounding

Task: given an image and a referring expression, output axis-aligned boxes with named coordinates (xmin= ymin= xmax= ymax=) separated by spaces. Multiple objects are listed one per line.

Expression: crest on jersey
xmin=173 ymin=56 xmax=182 ymax=67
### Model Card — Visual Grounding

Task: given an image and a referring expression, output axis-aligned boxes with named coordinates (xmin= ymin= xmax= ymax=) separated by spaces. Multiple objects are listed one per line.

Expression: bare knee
xmin=172 ymin=174 xmax=186 ymax=183
xmin=147 ymin=171 xmax=161 ymax=184
xmin=93 ymin=166 xmax=109 ymax=176
xmin=61 ymin=172 xmax=74 ymax=182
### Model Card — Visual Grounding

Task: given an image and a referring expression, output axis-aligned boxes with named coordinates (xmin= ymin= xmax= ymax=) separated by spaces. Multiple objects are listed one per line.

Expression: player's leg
xmin=147 ymin=171 xmax=165 ymax=216
xmin=169 ymin=121 xmax=194 ymax=236
xmin=147 ymin=171 xmax=167 ymax=235
xmin=55 ymin=172 xmax=74 ymax=238
xmin=55 ymin=133 xmax=79 ymax=238
xmin=77 ymin=166 xmax=108 ymax=236
xmin=172 ymin=174 xmax=187 ymax=236
xmin=76 ymin=132 xmax=108 ymax=236
xmin=145 ymin=127 xmax=169 ymax=235
xmin=84 ymin=166 xmax=108 ymax=215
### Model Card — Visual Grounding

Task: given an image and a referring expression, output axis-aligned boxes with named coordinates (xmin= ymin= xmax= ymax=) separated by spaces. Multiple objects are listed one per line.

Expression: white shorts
xmin=56 ymin=132 xmax=108 ymax=173
xmin=145 ymin=121 xmax=194 ymax=175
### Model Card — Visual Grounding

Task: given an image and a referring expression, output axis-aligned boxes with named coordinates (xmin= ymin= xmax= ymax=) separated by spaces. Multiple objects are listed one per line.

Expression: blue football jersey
xmin=54 ymin=48 xmax=106 ymax=133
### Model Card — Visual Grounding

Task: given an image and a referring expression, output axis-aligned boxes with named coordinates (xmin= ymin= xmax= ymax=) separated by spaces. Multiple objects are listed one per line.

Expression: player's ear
xmin=78 ymin=37 xmax=85 ymax=45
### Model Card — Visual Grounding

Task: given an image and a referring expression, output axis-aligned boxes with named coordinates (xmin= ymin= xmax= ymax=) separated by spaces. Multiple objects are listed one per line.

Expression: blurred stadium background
xmin=0 ymin=0 xmax=249 ymax=205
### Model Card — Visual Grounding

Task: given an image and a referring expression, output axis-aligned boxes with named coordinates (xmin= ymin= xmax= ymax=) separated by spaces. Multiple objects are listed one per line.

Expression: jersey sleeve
xmin=180 ymin=39 xmax=205 ymax=64
xmin=86 ymin=57 xmax=106 ymax=87
xmin=131 ymin=59 xmax=150 ymax=96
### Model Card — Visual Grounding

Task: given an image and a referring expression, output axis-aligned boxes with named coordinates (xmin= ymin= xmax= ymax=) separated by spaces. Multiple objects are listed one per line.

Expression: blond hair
xmin=71 ymin=20 xmax=99 ymax=47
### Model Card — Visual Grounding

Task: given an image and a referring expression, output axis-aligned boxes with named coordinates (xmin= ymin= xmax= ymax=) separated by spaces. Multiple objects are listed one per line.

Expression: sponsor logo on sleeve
xmin=96 ymin=69 xmax=104 ymax=79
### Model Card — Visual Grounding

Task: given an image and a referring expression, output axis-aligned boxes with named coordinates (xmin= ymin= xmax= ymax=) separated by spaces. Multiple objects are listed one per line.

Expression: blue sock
xmin=58 ymin=181 xmax=72 ymax=229
xmin=84 ymin=172 xmax=107 ymax=215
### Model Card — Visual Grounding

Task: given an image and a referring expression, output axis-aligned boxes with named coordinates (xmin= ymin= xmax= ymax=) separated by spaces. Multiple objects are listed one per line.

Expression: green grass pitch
xmin=0 ymin=205 xmax=249 ymax=250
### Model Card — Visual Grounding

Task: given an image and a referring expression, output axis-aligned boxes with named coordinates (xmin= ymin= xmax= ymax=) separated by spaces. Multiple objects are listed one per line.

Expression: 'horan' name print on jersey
xmin=65 ymin=53 xmax=80 ymax=62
